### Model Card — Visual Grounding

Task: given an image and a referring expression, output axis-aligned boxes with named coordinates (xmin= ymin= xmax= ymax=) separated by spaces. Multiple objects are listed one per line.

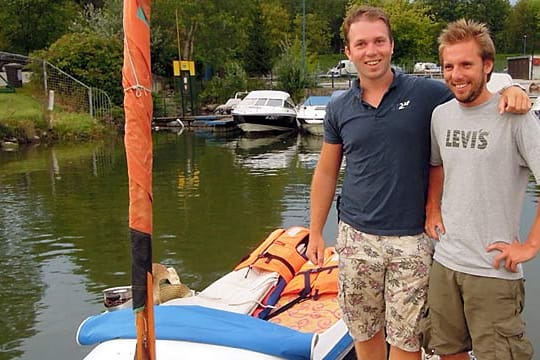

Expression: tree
xmin=75 ymin=0 xmax=104 ymax=8
xmin=505 ymin=0 xmax=540 ymax=54
xmin=70 ymin=0 xmax=123 ymax=39
xmin=421 ymin=0 xmax=512 ymax=52
xmin=194 ymin=0 xmax=252 ymax=71
xmin=150 ymin=0 xmax=253 ymax=77
xmin=281 ymin=0 xmax=348 ymax=53
xmin=387 ymin=1 xmax=440 ymax=64
xmin=274 ymin=39 xmax=312 ymax=101
xmin=244 ymin=4 xmax=274 ymax=76
xmin=292 ymin=13 xmax=333 ymax=55
xmin=0 ymin=0 xmax=79 ymax=55
xmin=262 ymin=1 xmax=292 ymax=57
xmin=468 ymin=0 xmax=512 ymax=51
xmin=151 ymin=0 xmax=202 ymax=75
xmin=421 ymin=0 xmax=470 ymax=23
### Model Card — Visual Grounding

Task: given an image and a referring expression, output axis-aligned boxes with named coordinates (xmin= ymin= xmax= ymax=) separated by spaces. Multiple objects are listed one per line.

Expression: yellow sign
xmin=173 ymin=60 xmax=181 ymax=76
xmin=173 ymin=60 xmax=195 ymax=76
xmin=182 ymin=61 xmax=195 ymax=76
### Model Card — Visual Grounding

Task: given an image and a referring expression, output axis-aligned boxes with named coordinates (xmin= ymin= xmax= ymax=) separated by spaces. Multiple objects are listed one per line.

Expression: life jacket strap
xmin=265 ymin=293 xmax=309 ymax=320
xmin=264 ymin=265 xmax=338 ymax=320
xmin=259 ymin=252 xmax=297 ymax=280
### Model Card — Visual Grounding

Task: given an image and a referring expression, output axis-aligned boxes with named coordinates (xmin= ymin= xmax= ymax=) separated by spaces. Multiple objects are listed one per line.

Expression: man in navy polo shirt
xmin=306 ymin=5 xmax=530 ymax=360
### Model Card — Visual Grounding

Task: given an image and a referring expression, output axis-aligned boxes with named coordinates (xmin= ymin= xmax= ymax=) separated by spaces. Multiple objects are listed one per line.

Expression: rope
xmin=123 ymin=31 xmax=152 ymax=97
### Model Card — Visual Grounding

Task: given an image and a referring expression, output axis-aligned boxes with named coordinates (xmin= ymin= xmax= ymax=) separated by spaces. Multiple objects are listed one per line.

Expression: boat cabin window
xmin=242 ymin=98 xmax=257 ymax=106
xmin=284 ymin=100 xmax=295 ymax=109
xmin=267 ymin=99 xmax=283 ymax=107
xmin=241 ymin=95 xmax=294 ymax=109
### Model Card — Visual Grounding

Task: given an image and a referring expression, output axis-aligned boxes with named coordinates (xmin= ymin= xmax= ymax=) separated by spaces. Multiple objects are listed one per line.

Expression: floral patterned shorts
xmin=335 ymin=221 xmax=433 ymax=352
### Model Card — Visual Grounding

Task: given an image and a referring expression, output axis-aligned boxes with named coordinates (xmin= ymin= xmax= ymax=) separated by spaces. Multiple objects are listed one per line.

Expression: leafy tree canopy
xmin=243 ymin=4 xmax=274 ymax=76
xmin=293 ymin=13 xmax=333 ymax=55
xmin=421 ymin=0 xmax=512 ymax=51
xmin=504 ymin=0 xmax=540 ymax=54
xmin=274 ymin=39 xmax=312 ymax=102
xmin=0 ymin=0 xmax=79 ymax=55
xmin=70 ymin=0 xmax=123 ymax=39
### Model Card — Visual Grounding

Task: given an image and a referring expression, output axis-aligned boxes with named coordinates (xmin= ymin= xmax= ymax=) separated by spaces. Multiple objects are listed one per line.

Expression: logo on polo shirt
xmin=398 ymin=100 xmax=410 ymax=110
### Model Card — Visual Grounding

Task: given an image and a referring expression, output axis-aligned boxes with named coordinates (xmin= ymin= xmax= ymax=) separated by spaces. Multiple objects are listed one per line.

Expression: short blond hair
xmin=438 ymin=19 xmax=495 ymax=68
xmin=343 ymin=5 xmax=393 ymax=47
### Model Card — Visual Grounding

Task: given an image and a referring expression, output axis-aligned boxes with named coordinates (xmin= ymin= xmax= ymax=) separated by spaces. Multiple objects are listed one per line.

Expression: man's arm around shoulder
xmin=498 ymin=85 xmax=531 ymax=114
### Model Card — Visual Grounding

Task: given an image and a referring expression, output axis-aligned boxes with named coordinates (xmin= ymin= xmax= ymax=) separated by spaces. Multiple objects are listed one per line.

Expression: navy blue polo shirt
xmin=324 ymin=72 xmax=452 ymax=236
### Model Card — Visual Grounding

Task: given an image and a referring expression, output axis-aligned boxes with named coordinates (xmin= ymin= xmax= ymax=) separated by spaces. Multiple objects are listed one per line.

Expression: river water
xmin=0 ymin=130 xmax=538 ymax=360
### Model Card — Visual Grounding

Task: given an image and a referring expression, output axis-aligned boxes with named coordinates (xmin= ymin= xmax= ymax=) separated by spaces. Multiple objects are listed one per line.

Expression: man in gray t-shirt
xmin=424 ymin=19 xmax=540 ymax=359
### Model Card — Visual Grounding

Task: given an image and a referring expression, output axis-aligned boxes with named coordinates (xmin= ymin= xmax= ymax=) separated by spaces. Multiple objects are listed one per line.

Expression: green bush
xmin=199 ymin=61 xmax=248 ymax=104
xmin=34 ymin=33 xmax=123 ymax=106
xmin=274 ymin=39 xmax=313 ymax=103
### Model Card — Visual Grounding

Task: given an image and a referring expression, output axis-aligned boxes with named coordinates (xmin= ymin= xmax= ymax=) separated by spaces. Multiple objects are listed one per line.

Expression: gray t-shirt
xmin=431 ymin=95 xmax=540 ymax=280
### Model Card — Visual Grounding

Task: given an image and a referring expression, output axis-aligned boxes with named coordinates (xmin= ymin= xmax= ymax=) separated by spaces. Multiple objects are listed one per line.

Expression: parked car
xmin=327 ymin=60 xmax=357 ymax=77
xmin=413 ymin=62 xmax=441 ymax=74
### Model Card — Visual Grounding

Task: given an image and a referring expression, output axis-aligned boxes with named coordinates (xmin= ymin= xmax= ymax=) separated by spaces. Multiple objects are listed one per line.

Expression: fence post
xmin=47 ymin=90 xmax=55 ymax=129
xmin=43 ymin=60 xmax=48 ymax=95
xmin=88 ymin=88 xmax=94 ymax=118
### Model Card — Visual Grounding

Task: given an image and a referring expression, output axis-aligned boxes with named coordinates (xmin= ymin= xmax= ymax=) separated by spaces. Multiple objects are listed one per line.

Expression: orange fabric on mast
xmin=123 ymin=0 xmax=152 ymax=234
xmin=122 ymin=0 xmax=155 ymax=359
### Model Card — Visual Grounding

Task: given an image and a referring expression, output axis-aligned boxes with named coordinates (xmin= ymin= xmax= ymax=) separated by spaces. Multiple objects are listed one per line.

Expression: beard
xmin=455 ymin=76 xmax=487 ymax=104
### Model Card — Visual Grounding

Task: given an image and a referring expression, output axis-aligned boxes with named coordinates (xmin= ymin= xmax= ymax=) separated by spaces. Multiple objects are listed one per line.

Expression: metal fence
xmin=41 ymin=60 xmax=112 ymax=121
xmin=153 ymin=76 xmax=203 ymax=118
xmin=0 ymin=51 xmax=112 ymax=122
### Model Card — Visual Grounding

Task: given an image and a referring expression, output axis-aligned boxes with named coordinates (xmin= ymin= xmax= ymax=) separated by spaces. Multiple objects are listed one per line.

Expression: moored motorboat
xmin=77 ymin=226 xmax=354 ymax=360
xmin=232 ymin=90 xmax=298 ymax=133
xmin=296 ymin=91 xmax=347 ymax=136
xmin=296 ymin=95 xmax=331 ymax=136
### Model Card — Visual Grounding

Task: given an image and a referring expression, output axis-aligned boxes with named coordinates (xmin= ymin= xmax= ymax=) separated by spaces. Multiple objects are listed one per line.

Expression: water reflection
xmin=228 ymin=133 xmax=298 ymax=175
xmin=0 ymin=131 xmax=538 ymax=360
xmin=0 ymin=139 xmax=128 ymax=359
xmin=0 ymin=185 xmax=45 ymax=358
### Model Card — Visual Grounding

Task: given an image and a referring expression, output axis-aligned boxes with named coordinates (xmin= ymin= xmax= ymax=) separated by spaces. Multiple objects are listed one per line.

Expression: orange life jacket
xmin=264 ymin=247 xmax=338 ymax=320
xmin=281 ymin=246 xmax=338 ymax=298
xmin=235 ymin=226 xmax=309 ymax=282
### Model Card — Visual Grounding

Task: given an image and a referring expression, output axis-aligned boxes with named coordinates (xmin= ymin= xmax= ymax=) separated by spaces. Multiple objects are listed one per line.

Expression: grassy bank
xmin=0 ymin=87 xmax=113 ymax=144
